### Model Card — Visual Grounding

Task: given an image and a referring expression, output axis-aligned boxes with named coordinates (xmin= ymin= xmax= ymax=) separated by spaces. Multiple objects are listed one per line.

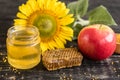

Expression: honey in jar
xmin=6 ymin=26 xmax=41 ymax=69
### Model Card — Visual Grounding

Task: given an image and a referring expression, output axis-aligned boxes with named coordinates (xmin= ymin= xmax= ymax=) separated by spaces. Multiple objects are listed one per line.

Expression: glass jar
xmin=6 ymin=26 xmax=41 ymax=69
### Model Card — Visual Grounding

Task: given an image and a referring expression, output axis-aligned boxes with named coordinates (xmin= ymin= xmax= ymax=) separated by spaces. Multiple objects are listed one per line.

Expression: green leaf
xmin=67 ymin=0 xmax=89 ymax=17
xmin=77 ymin=0 xmax=89 ymax=17
xmin=67 ymin=1 xmax=78 ymax=17
xmin=73 ymin=24 xmax=84 ymax=40
xmin=88 ymin=5 xmax=117 ymax=26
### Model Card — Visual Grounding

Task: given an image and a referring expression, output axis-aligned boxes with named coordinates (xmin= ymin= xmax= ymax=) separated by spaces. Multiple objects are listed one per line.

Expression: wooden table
xmin=0 ymin=0 xmax=120 ymax=80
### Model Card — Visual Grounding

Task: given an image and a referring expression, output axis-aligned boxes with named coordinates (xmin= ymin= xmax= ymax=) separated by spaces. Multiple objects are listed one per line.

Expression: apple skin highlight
xmin=78 ymin=24 xmax=116 ymax=60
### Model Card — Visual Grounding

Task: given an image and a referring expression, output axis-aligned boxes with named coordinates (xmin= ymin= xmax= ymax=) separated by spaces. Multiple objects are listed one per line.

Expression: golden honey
xmin=115 ymin=33 xmax=120 ymax=54
xmin=116 ymin=33 xmax=120 ymax=43
xmin=6 ymin=26 xmax=41 ymax=69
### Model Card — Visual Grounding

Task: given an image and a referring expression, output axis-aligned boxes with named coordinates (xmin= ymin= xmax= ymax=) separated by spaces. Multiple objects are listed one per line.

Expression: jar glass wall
xmin=6 ymin=26 xmax=41 ymax=69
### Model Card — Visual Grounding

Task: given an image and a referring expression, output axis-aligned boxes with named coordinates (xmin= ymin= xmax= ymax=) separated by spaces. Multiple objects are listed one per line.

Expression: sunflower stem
xmin=73 ymin=15 xmax=89 ymax=27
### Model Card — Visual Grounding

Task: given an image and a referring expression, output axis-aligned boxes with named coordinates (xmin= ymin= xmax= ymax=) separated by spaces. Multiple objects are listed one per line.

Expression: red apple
xmin=78 ymin=24 xmax=116 ymax=60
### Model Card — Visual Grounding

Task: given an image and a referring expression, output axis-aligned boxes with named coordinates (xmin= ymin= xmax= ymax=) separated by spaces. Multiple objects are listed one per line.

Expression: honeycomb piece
xmin=42 ymin=48 xmax=83 ymax=71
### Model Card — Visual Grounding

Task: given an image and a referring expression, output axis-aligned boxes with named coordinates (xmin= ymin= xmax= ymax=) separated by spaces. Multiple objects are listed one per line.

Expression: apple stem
xmin=99 ymin=24 xmax=103 ymax=29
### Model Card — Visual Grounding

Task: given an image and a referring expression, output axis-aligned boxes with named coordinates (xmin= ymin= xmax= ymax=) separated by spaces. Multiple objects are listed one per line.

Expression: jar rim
xmin=7 ymin=25 xmax=40 ymax=41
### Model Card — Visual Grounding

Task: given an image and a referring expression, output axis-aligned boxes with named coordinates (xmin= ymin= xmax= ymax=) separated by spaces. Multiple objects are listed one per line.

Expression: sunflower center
xmin=33 ymin=14 xmax=57 ymax=39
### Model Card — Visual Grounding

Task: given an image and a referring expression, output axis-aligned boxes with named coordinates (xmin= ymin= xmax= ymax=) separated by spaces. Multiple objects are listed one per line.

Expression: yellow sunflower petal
xmin=56 ymin=26 xmax=73 ymax=43
xmin=37 ymin=0 xmax=45 ymax=9
xmin=26 ymin=0 xmax=39 ymax=12
xmin=41 ymin=0 xmax=50 ymax=10
xmin=40 ymin=42 xmax=48 ymax=53
xmin=25 ymin=3 xmax=33 ymax=14
xmin=17 ymin=12 xmax=28 ymax=19
xmin=46 ymin=0 xmax=58 ymax=10
xmin=54 ymin=2 xmax=69 ymax=17
xmin=54 ymin=36 xmax=65 ymax=48
xmin=58 ymin=36 xmax=66 ymax=44
xmin=49 ymin=39 xmax=59 ymax=48
xmin=14 ymin=19 xmax=27 ymax=25
xmin=61 ymin=26 xmax=73 ymax=36
xmin=55 ymin=28 xmax=67 ymax=44
xmin=59 ymin=27 xmax=73 ymax=41
xmin=59 ymin=14 xmax=74 ymax=25
xmin=19 ymin=4 xmax=32 ymax=16
xmin=60 ymin=33 xmax=72 ymax=41
xmin=48 ymin=40 xmax=55 ymax=50
xmin=57 ymin=9 xmax=70 ymax=18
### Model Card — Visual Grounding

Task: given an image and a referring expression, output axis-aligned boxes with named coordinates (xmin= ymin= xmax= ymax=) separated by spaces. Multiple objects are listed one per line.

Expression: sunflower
xmin=14 ymin=0 xmax=74 ymax=53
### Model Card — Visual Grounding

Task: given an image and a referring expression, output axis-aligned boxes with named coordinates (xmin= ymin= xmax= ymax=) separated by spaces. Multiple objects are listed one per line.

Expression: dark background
xmin=0 ymin=0 xmax=120 ymax=45
xmin=0 ymin=0 xmax=120 ymax=80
